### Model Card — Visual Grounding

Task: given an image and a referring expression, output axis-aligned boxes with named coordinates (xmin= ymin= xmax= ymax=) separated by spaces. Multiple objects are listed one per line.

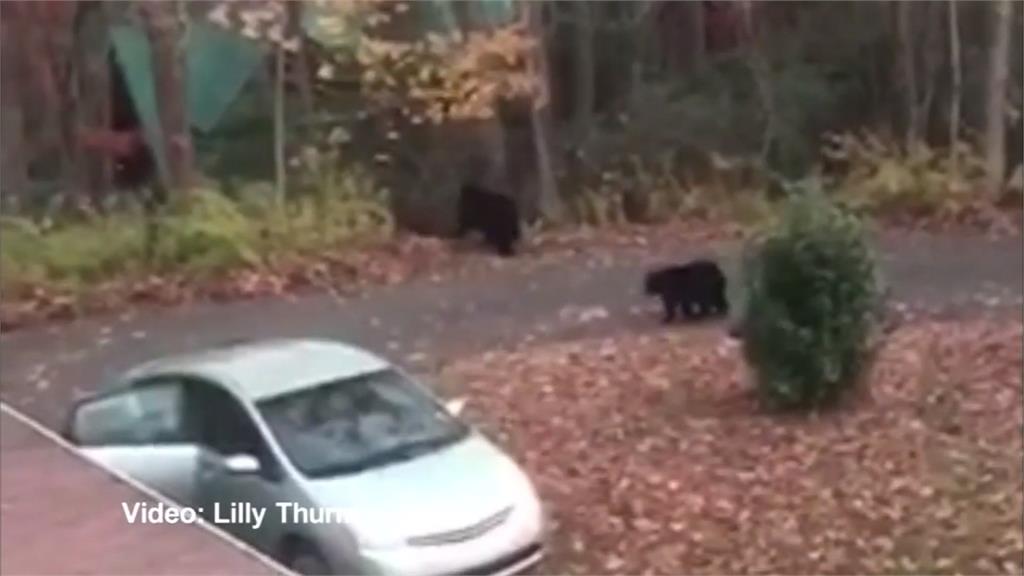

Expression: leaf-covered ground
xmin=443 ymin=319 xmax=1023 ymax=574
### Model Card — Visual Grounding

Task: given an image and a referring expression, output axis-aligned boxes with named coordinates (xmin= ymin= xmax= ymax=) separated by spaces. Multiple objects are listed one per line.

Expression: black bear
xmin=456 ymin=183 xmax=521 ymax=257
xmin=644 ymin=259 xmax=729 ymax=323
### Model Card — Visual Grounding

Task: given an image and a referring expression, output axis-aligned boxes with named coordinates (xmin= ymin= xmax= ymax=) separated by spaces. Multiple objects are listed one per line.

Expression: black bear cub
xmin=456 ymin=183 xmax=521 ymax=257
xmin=644 ymin=259 xmax=729 ymax=323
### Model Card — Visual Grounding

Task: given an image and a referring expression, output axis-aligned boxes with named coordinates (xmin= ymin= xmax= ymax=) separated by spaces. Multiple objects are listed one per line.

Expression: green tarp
xmin=109 ymin=21 xmax=266 ymax=184
xmin=186 ymin=24 xmax=267 ymax=133
xmin=474 ymin=0 xmax=516 ymax=27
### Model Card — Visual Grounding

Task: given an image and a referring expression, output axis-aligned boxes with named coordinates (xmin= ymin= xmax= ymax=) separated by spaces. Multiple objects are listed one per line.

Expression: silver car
xmin=63 ymin=339 xmax=545 ymax=575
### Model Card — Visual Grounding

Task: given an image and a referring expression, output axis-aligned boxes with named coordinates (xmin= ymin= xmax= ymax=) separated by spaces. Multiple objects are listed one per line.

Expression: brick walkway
xmin=0 ymin=407 xmax=284 ymax=575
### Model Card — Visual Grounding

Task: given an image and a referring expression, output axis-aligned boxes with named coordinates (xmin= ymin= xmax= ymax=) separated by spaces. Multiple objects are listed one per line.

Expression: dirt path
xmin=1 ymin=231 xmax=1020 ymax=429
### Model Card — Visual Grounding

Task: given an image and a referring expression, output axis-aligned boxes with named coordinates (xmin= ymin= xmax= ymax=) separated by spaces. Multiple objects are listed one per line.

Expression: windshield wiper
xmin=306 ymin=445 xmax=421 ymax=478
xmin=304 ymin=432 xmax=465 ymax=479
xmin=392 ymin=433 xmax=461 ymax=459
xmin=308 ymin=455 xmax=403 ymax=478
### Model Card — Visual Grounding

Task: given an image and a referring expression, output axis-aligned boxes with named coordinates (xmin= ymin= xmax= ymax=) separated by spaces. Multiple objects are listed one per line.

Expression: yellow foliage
xmin=206 ymin=0 xmax=296 ymax=51
xmin=342 ymin=2 xmax=538 ymax=124
xmin=822 ymin=132 xmax=985 ymax=215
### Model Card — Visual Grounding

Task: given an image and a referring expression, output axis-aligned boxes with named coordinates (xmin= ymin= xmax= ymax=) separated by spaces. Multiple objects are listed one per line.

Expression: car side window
xmin=72 ymin=378 xmax=189 ymax=446
xmin=192 ymin=383 xmax=272 ymax=464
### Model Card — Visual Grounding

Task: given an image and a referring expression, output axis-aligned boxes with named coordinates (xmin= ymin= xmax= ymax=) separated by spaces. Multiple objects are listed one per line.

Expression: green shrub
xmin=307 ymin=164 xmax=394 ymax=245
xmin=739 ymin=190 xmax=883 ymax=411
xmin=43 ymin=215 xmax=147 ymax=286
xmin=235 ymin=164 xmax=394 ymax=257
xmin=153 ymin=189 xmax=261 ymax=277
xmin=1 ymin=213 xmax=147 ymax=292
xmin=0 ymin=216 xmax=50 ymax=292
xmin=0 ymin=168 xmax=394 ymax=292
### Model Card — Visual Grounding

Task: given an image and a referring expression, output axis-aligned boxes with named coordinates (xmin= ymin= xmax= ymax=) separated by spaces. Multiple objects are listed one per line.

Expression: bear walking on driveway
xmin=456 ymin=183 xmax=522 ymax=257
xmin=644 ymin=259 xmax=729 ymax=323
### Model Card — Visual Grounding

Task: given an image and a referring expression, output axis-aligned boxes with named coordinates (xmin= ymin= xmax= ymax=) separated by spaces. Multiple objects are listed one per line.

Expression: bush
xmin=739 ymin=190 xmax=883 ymax=411
xmin=560 ymin=145 xmax=784 ymax=228
xmin=0 ymin=216 xmax=51 ymax=292
xmin=0 ymin=213 xmax=147 ymax=293
xmin=153 ymin=189 xmax=261 ymax=277
xmin=822 ymin=132 xmax=986 ymax=216
xmin=0 ymin=168 xmax=393 ymax=293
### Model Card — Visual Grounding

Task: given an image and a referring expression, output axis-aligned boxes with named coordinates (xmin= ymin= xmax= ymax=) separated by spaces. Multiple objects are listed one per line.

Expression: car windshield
xmin=256 ymin=369 xmax=469 ymax=478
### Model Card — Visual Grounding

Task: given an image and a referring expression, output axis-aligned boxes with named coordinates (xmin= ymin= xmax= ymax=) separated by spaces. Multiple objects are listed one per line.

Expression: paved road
xmin=1 ymin=231 xmax=1020 ymax=429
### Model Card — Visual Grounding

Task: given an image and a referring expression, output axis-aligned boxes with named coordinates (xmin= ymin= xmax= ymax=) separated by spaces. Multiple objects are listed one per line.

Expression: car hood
xmin=302 ymin=433 xmax=532 ymax=549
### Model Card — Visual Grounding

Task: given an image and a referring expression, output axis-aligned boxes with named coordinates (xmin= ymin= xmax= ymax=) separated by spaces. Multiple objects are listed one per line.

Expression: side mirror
xmin=223 ymin=453 xmax=261 ymax=475
xmin=445 ymin=397 xmax=468 ymax=417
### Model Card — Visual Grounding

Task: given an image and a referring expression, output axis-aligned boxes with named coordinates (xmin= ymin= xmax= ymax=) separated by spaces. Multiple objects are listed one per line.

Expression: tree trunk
xmin=984 ymin=0 xmax=1012 ymax=197
xmin=679 ymin=1 xmax=705 ymax=72
xmin=742 ymin=2 xmax=775 ymax=162
xmin=54 ymin=12 xmax=83 ymax=206
xmin=75 ymin=1 xmax=113 ymax=206
xmin=635 ymin=2 xmax=660 ymax=78
xmin=896 ymin=1 xmax=919 ymax=146
xmin=286 ymin=1 xmax=314 ymax=116
xmin=571 ymin=0 xmax=594 ymax=145
xmin=0 ymin=5 xmax=28 ymax=201
xmin=23 ymin=2 xmax=82 ymax=200
xmin=625 ymin=4 xmax=646 ymax=110
xmin=139 ymin=0 xmax=192 ymax=193
xmin=948 ymin=0 xmax=961 ymax=173
xmin=525 ymin=1 xmax=562 ymax=222
xmin=917 ymin=1 xmax=943 ymax=140
xmin=655 ymin=2 xmax=704 ymax=75
xmin=273 ymin=43 xmax=286 ymax=203
xmin=18 ymin=4 xmax=59 ymax=177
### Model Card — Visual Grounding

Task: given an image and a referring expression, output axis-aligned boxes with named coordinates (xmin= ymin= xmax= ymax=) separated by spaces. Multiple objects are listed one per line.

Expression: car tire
xmin=284 ymin=541 xmax=331 ymax=576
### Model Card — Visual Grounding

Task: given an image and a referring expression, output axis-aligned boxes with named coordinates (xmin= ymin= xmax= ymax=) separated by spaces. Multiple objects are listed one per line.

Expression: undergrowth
xmin=563 ymin=149 xmax=782 ymax=228
xmin=0 ymin=167 xmax=392 ymax=295
xmin=822 ymin=132 xmax=990 ymax=217
xmin=559 ymin=131 xmax=1005 ymax=232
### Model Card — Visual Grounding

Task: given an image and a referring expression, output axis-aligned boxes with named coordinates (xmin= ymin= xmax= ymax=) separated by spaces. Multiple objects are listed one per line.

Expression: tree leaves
xmin=306 ymin=1 xmax=539 ymax=126
xmin=206 ymin=0 xmax=295 ymax=52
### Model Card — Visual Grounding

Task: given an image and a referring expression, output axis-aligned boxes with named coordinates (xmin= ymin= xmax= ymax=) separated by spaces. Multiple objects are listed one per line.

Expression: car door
xmin=190 ymin=380 xmax=290 ymax=555
xmin=66 ymin=376 xmax=202 ymax=505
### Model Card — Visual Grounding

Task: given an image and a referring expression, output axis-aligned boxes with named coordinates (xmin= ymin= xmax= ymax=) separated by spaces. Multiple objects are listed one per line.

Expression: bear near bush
xmin=644 ymin=259 xmax=729 ymax=323
xmin=456 ymin=183 xmax=522 ymax=257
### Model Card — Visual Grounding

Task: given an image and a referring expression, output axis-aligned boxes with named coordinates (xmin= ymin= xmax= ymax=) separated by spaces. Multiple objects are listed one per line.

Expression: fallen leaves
xmin=442 ymin=318 xmax=1023 ymax=574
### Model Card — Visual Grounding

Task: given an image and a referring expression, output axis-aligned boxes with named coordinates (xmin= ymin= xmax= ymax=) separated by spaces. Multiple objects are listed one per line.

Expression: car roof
xmin=121 ymin=338 xmax=392 ymax=402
